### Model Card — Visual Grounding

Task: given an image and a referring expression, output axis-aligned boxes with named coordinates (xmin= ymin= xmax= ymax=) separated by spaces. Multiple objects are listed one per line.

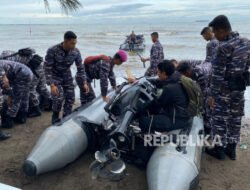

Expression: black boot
xmin=40 ymin=97 xmax=52 ymax=111
xmin=52 ymin=112 xmax=61 ymax=124
xmin=225 ymin=143 xmax=237 ymax=160
xmin=205 ymin=145 xmax=225 ymax=160
xmin=14 ymin=112 xmax=27 ymax=124
xmin=44 ymin=99 xmax=52 ymax=111
xmin=2 ymin=115 xmax=14 ymax=129
xmin=0 ymin=130 xmax=11 ymax=141
xmin=28 ymin=106 xmax=42 ymax=118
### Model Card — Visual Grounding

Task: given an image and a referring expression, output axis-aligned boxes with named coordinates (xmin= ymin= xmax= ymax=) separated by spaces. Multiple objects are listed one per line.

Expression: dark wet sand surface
xmin=0 ymin=110 xmax=249 ymax=190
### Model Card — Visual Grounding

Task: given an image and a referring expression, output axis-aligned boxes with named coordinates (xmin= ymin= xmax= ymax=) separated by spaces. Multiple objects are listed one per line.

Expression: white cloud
xmin=1 ymin=0 xmax=250 ymax=24
xmin=18 ymin=13 xmax=72 ymax=18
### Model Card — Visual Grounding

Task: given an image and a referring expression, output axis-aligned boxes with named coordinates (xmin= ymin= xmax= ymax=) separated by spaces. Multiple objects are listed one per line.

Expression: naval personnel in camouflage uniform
xmin=205 ymin=36 xmax=219 ymax=63
xmin=0 ymin=69 xmax=11 ymax=140
xmin=77 ymin=57 xmax=116 ymax=105
xmin=142 ymin=32 xmax=164 ymax=77
xmin=201 ymin=27 xmax=219 ymax=63
xmin=178 ymin=60 xmax=211 ymax=97
xmin=0 ymin=51 xmax=33 ymax=123
xmin=198 ymin=61 xmax=213 ymax=132
xmin=145 ymin=40 xmax=164 ymax=76
xmin=209 ymin=32 xmax=250 ymax=145
xmin=179 ymin=59 xmax=203 ymax=68
xmin=178 ymin=60 xmax=212 ymax=131
xmin=0 ymin=51 xmax=50 ymax=112
xmin=206 ymin=15 xmax=250 ymax=160
xmin=31 ymin=65 xmax=51 ymax=109
xmin=0 ymin=60 xmax=33 ymax=126
xmin=0 ymin=69 xmax=5 ymax=127
xmin=45 ymin=42 xmax=87 ymax=118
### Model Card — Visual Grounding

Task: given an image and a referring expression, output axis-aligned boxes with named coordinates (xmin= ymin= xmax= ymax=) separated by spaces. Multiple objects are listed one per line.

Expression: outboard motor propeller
xmin=90 ymin=139 xmax=126 ymax=181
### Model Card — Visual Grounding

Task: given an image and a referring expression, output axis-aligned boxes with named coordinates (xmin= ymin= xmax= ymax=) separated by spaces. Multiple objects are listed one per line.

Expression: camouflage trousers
xmin=144 ymin=65 xmax=158 ymax=77
xmin=203 ymin=103 xmax=212 ymax=131
xmin=29 ymin=67 xmax=50 ymax=108
xmin=0 ymin=90 xmax=3 ymax=127
xmin=76 ymin=77 xmax=96 ymax=106
xmin=51 ymin=73 xmax=75 ymax=117
xmin=211 ymin=91 xmax=244 ymax=146
xmin=7 ymin=71 xmax=33 ymax=117
xmin=203 ymin=92 xmax=212 ymax=132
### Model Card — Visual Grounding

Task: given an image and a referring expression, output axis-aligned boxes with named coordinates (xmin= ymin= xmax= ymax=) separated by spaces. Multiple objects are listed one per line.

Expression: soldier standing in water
xmin=141 ymin=32 xmax=164 ymax=77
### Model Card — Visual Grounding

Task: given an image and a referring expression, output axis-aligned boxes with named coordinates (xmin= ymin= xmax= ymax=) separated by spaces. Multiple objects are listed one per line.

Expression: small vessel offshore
xmin=120 ymin=35 xmax=145 ymax=51
xmin=23 ymin=78 xmax=204 ymax=190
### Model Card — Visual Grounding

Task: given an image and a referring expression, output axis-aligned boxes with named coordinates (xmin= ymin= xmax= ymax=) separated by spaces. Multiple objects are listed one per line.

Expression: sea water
xmin=0 ymin=22 xmax=249 ymax=117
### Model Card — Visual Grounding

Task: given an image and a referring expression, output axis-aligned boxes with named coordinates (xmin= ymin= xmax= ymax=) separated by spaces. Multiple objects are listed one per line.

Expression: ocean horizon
xmin=0 ymin=22 xmax=249 ymax=117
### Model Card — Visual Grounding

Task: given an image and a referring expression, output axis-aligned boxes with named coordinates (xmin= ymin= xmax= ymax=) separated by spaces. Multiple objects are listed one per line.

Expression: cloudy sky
xmin=0 ymin=0 xmax=250 ymax=24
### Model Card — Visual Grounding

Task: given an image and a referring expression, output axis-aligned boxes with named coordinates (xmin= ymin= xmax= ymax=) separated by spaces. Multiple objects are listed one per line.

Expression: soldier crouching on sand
xmin=0 ymin=69 xmax=11 ymax=141
xmin=0 ymin=50 xmax=49 ymax=118
xmin=0 ymin=60 xmax=33 ymax=128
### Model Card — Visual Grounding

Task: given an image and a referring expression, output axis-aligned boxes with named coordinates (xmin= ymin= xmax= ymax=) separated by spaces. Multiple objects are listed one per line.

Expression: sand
xmin=0 ymin=111 xmax=249 ymax=190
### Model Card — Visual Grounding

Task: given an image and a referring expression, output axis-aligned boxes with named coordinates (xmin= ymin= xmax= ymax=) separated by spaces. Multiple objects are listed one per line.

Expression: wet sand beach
xmin=0 ymin=109 xmax=249 ymax=190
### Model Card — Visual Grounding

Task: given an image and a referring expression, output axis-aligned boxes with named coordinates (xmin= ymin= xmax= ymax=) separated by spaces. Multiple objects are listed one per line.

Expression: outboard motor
xmin=108 ymin=79 xmax=157 ymax=149
xmin=90 ymin=79 xmax=157 ymax=180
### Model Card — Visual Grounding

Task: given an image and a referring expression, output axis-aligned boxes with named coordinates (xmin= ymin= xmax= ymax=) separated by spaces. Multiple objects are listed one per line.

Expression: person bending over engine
xmin=138 ymin=60 xmax=193 ymax=133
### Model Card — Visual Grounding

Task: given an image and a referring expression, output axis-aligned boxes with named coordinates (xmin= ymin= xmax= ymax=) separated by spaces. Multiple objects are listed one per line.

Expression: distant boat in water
xmin=120 ymin=35 xmax=145 ymax=52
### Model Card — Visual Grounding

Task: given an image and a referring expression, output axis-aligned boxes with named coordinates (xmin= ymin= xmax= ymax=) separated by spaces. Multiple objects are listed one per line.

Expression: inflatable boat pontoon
xmin=23 ymin=78 xmax=204 ymax=190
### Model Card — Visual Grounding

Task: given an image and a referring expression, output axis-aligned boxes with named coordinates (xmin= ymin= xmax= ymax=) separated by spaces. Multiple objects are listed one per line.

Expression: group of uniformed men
xmin=0 ymin=15 xmax=249 ymax=162
xmin=0 ymin=31 xmax=128 ymax=141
